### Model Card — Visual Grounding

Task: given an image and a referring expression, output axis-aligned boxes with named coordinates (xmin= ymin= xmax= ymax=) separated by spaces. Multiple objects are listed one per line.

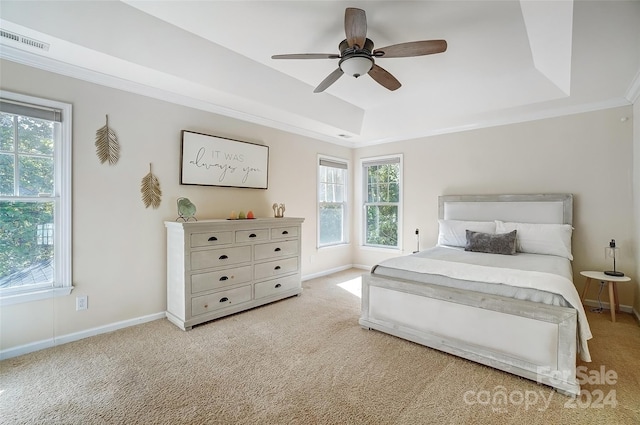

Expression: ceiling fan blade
xmin=314 ymin=68 xmax=344 ymax=93
xmin=272 ymin=53 xmax=340 ymax=60
xmin=368 ymin=64 xmax=401 ymax=91
xmin=374 ymin=40 xmax=447 ymax=58
xmin=345 ymin=7 xmax=367 ymax=48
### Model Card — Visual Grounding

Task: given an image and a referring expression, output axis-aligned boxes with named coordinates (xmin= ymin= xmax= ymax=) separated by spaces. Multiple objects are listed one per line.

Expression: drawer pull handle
xmin=219 ymin=276 xmax=228 ymax=281
xmin=219 ymin=297 xmax=229 ymax=303
xmin=274 ymin=266 xmax=281 ymax=270
xmin=274 ymin=247 xmax=281 ymax=252
xmin=282 ymin=231 xmax=289 ymax=235
xmin=249 ymin=233 xmax=257 ymax=238
xmin=219 ymin=255 xmax=228 ymax=260
xmin=208 ymin=236 xmax=218 ymax=241
xmin=275 ymin=283 xmax=282 ymax=288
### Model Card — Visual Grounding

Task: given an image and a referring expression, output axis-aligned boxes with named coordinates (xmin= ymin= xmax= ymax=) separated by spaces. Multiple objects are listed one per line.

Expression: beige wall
xmin=0 ymin=60 xmax=352 ymax=351
xmin=0 ymin=58 xmax=637 ymax=354
xmin=353 ymin=106 xmax=636 ymax=308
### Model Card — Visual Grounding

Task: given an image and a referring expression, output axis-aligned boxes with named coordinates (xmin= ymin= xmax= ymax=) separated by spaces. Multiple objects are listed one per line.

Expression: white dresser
xmin=164 ymin=217 xmax=304 ymax=330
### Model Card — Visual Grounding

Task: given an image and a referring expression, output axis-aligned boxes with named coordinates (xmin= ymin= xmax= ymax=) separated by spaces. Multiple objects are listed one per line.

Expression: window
xmin=0 ymin=92 xmax=72 ymax=305
xmin=318 ymin=156 xmax=348 ymax=247
xmin=362 ymin=155 xmax=402 ymax=249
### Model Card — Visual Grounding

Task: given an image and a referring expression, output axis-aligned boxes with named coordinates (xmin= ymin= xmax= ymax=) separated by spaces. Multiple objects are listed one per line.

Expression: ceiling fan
xmin=271 ymin=7 xmax=447 ymax=93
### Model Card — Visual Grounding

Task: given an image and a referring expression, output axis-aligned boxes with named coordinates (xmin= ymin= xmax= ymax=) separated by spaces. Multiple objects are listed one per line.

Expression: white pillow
xmin=438 ymin=220 xmax=496 ymax=248
xmin=495 ymin=220 xmax=573 ymax=260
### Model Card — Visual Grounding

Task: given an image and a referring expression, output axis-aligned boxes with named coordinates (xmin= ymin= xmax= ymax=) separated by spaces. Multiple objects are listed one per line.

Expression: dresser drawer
xmin=271 ymin=226 xmax=299 ymax=239
xmin=191 ymin=265 xmax=253 ymax=294
xmin=190 ymin=231 xmax=233 ymax=248
xmin=235 ymin=228 xmax=269 ymax=243
xmin=191 ymin=246 xmax=252 ymax=270
xmin=254 ymin=275 xmax=300 ymax=299
xmin=254 ymin=240 xmax=299 ymax=260
xmin=191 ymin=285 xmax=252 ymax=316
xmin=254 ymin=257 xmax=298 ymax=280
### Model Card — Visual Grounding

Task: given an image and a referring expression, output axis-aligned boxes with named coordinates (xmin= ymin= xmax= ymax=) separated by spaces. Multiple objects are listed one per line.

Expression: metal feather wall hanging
xmin=141 ymin=163 xmax=162 ymax=209
xmin=95 ymin=114 xmax=120 ymax=165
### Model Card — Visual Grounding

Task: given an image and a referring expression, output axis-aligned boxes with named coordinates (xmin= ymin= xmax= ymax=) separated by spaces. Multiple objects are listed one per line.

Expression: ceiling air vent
xmin=0 ymin=29 xmax=50 ymax=51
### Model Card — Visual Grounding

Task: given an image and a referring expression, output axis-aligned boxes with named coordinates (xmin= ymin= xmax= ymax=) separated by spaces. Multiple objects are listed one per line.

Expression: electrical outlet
xmin=76 ymin=295 xmax=88 ymax=311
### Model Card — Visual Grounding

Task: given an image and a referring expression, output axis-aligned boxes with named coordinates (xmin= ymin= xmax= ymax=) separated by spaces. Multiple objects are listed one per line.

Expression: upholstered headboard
xmin=438 ymin=194 xmax=573 ymax=225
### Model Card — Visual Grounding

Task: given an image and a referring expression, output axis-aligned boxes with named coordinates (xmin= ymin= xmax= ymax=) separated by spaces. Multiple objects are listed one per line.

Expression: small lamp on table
xmin=604 ymin=239 xmax=624 ymax=277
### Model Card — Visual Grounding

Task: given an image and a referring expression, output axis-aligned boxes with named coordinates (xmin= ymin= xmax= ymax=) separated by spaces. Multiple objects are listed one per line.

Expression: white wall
xmin=0 ymin=60 xmax=352 ymax=352
xmin=353 ymin=107 xmax=636 ymax=308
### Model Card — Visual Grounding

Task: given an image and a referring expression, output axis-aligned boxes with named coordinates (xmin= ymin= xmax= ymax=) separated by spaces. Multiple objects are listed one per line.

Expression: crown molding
xmin=2 ymin=43 xmax=635 ymax=150
xmin=0 ymin=44 xmax=357 ymax=148
xmin=357 ymin=97 xmax=633 ymax=148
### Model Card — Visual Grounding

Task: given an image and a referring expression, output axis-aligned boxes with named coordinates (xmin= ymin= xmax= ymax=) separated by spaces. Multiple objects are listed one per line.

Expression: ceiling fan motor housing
xmin=338 ymin=38 xmax=374 ymax=77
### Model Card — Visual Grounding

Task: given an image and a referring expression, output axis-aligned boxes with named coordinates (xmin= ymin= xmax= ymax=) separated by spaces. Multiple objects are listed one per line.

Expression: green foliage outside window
xmin=0 ymin=202 xmax=54 ymax=280
xmin=365 ymin=162 xmax=400 ymax=247
xmin=0 ymin=112 xmax=55 ymax=285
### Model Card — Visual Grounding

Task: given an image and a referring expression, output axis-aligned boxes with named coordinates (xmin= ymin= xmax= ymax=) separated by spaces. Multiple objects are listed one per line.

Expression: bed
xmin=359 ymin=194 xmax=592 ymax=396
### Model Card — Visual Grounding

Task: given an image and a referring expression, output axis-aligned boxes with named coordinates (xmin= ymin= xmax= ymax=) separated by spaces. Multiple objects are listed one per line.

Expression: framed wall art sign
xmin=180 ymin=130 xmax=269 ymax=189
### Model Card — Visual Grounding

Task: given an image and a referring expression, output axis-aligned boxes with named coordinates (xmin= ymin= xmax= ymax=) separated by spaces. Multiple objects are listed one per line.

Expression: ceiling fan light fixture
xmin=339 ymin=56 xmax=373 ymax=78
xmin=272 ymin=8 xmax=447 ymax=92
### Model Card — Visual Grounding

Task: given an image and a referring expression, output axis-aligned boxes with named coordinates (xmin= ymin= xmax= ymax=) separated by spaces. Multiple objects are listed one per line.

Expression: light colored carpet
xmin=1 ymin=269 xmax=639 ymax=424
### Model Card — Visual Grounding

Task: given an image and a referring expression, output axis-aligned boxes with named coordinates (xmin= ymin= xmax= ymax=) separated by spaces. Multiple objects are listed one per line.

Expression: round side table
xmin=580 ymin=271 xmax=631 ymax=322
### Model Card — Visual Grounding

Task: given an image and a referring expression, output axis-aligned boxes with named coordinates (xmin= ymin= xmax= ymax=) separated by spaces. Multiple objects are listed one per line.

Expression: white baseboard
xmin=583 ymin=298 xmax=634 ymax=314
xmin=302 ymin=264 xmax=371 ymax=281
xmin=302 ymin=265 xmax=353 ymax=281
xmin=0 ymin=312 xmax=166 ymax=360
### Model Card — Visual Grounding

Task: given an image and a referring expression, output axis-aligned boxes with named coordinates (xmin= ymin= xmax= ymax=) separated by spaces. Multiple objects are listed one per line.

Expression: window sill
xmin=318 ymin=242 xmax=350 ymax=250
xmin=360 ymin=245 xmax=402 ymax=253
xmin=0 ymin=286 xmax=74 ymax=307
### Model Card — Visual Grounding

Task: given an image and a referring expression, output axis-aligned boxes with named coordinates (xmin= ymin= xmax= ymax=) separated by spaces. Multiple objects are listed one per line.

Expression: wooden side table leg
xmin=608 ymin=281 xmax=616 ymax=322
xmin=581 ymin=277 xmax=591 ymax=302
xmin=613 ymin=282 xmax=620 ymax=313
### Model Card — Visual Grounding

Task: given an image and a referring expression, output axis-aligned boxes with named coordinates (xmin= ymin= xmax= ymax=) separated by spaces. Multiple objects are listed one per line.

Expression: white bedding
xmin=374 ymin=246 xmax=592 ymax=361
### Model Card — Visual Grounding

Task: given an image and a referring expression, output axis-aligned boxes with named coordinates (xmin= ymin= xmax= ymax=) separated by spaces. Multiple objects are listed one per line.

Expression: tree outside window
xmin=363 ymin=156 xmax=402 ymax=248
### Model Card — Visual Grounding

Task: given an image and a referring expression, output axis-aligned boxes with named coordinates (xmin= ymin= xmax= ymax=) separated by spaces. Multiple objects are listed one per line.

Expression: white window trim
xmin=0 ymin=91 xmax=73 ymax=306
xmin=360 ymin=154 xmax=403 ymax=251
xmin=317 ymin=154 xmax=350 ymax=248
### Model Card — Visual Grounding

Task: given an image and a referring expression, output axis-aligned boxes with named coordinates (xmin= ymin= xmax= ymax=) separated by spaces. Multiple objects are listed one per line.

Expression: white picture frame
xmin=180 ymin=130 xmax=269 ymax=189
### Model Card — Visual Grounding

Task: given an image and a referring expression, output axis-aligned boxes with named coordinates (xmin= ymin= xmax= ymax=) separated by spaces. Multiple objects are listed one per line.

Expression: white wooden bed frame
xmin=359 ymin=194 xmax=581 ymax=396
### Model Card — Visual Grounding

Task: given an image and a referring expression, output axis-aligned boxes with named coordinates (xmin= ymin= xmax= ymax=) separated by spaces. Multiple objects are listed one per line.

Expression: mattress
xmin=373 ymin=246 xmax=572 ymax=307
xmin=371 ymin=245 xmax=592 ymax=361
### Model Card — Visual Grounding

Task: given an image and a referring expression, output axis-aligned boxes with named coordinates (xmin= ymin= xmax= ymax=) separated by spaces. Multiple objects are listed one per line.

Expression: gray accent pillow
xmin=465 ymin=230 xmax=517 ymax=255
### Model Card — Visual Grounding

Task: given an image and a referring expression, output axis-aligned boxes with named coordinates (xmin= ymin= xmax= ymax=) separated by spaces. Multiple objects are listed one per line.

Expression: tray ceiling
xmin=1 ymin=1 xmax=639 ymax=147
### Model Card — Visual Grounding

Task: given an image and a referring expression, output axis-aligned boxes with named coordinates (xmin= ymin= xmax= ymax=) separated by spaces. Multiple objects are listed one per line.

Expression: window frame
xmin=0 ymin=91 xmax=73 ymax=306
xmin=361 ymin=154 xmax=403 ymax=250
xmin=317 ymin=154 xmax=349 ymax=248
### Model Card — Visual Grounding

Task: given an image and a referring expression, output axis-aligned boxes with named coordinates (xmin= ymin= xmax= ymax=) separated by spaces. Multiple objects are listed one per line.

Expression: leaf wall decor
xmin=95 ymin=114 xmax=120 ymax=165
xmin=141 ymin=163 xmax=162 ymax=209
